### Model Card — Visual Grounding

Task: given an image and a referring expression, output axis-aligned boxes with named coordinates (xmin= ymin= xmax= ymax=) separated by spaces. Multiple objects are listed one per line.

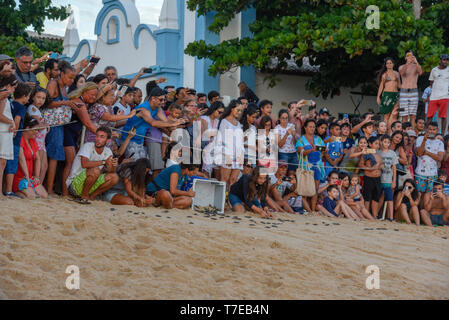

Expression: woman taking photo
xmin=377 ymin=57 xmax=401 ymax=122
xmin=216 ymin=100 xmax=245 ymax=191
xmin=84 ymin=84 xmax=136 ymax=143
xmin=275 ymin=109 xmax=298 ymax=176
xmin=229 ymin=166 xmax=273 ymax=219
xmin=12 ymin=116 xmax=48 ymax=199
xmin=394 ymin=179 xmax=420 ymax=225
xmin=296 ymin=119 xmax=326 ymax=211
xmin=257 ymin=115 xmax=276 ymax=169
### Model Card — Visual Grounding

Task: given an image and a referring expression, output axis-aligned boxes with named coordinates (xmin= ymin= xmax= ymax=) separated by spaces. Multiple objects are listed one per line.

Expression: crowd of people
xmin=0 ymin=46 xmax=449 ymax=227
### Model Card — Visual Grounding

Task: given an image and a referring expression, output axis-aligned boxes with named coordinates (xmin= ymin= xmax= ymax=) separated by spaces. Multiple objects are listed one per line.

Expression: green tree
xmin=186 ymin=0 xmax=449 ymax=98
xmin=0 ymin=0 xmax=68 ymax=36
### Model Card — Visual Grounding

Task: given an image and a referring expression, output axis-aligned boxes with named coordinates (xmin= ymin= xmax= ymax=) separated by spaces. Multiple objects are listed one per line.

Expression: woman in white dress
xmin=215 ymin=100 xmax=245 ymax=191
xmin=201 ymin=101 xmax=224 ymax=177
xmin=0 ymin=75 xmax=18 ymax=199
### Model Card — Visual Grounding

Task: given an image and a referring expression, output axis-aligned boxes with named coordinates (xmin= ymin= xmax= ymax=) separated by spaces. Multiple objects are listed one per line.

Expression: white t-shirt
xmin=429 ymin=66 xmax=449 ymax=100
xmin=66 ymin=142 xmax=113 ymax=186
xmin=269 ymin=174 xmax=293 ymax=196
xmin=27 ymin=105 xmax=46 ymax=136
xmin=112 ymin=101 xmax=131 ymax=115
xmin=415 ymin=136 xmax=444 ymax=177
xmin=275 ymin=123 xmax=296 ymax=153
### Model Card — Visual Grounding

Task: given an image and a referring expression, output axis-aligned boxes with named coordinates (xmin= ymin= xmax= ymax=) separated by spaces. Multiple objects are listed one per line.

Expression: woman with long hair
xmin=103 ymin=158 xmax=154 ymax=207
xmin=201 ymin=101 xmax=224 ymax=176
xmin=394 ymin=179 xmax=420 ymax=225
xmin=377 ymin=57 xmax=401 ymax=122
xmin=296 ymin=118 xmax=326 ymax=211
xmin=240 ymin=104 xmax=259 ymax=167
xmin=229 ymin=166 xmax=273 ymax=218
xmin=84 ymin=84 xmax=136 ymax=143
xmin=257 ymin=115 xmax=276 ymax=169
xmin=68 ymin=74 xmax=86 ymax=94
xmin=44 ymin=61 xmax=78 ymax=195
xmin=315 ymin=119 xmax=328 ymax=142
xmin=12 ymin=115 xmax=48 ymax=199
xmin=216 ymin=100 xmax=245 ymax=191
xmin=275 ymin=109 xmax=298 ymax=176
xmin=61 ymin=82 xmax=99 ymax=196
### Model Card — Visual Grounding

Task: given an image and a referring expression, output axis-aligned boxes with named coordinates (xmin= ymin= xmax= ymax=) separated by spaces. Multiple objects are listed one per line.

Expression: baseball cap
xmin=0 ymin=54 xmax=14 ymax=62
xmin=440 ymin=54 xmax=449 ymax=60
xmin=149 ymin=87 xmax=166 ymax=98
xmin=319 ymin=107 xmax=330 ymax=115
xmin=406 ymin=130 xmax=417 ymax=137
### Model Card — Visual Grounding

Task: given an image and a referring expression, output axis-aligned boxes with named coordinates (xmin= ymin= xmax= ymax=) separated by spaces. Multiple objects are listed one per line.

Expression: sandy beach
xmin=0 ymin=197 xmax=448 ymax=300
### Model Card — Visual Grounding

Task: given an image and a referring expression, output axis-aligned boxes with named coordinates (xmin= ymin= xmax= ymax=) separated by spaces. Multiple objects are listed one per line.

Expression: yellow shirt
xmin=36 ymin=72 xmax=49 ymax=89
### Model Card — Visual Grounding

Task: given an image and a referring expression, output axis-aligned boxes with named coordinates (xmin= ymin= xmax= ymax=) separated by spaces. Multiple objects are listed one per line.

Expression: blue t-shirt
xmin=122 ymin=100 xmax=158 ymax=145
xmin=326 ymin=139 xmax=344 ymax=161
xmin=146 ymin=164 xmax=182 ymax=192
xmin=11 ymin=101 xmax=26 ymax=146
xmin=343 ymin=138 xmax=355 ymax=150
xmin=296 ymin=135 xmax=325 ymax=164
xmin=323 ymin=196 xmax=338 ymax=217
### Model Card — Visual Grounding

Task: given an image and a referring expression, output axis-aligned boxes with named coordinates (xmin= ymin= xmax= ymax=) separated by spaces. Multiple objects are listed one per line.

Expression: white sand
xmin=0 ymin=197 xmax=448 ymax=299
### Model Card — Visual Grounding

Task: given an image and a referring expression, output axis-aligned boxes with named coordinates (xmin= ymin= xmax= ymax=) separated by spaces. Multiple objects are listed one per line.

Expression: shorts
xmin=228 ymin=193 xmax=261 ymax=208
xmin=147 ymin=142 xmax=165 ymax=171
xmin=5 ymin=144 xmax=20 ymax=174
xmin=63 ymin=122 xmax=82 ymax=147
xmin=46 ymin=126 xmax=65 ymax=161
xmin=278 ymin=152 xmax=299 ymax=172
xmin=125 ymin=141 xmax=147 ymax=160
xmin=415 ymin=175 xmax=437 ymax=193
xmin=311 ymin=164 xmax=322 ymax=182
xmin=362 ymin=176 xmax=381 ymax=202
xmin=428 ymin=99 xmax=449 ymax=119
xmin=430 ymin=214 xmax=449 ymax=226
xmin=381 ymin=183 xmax=394 ymax=201
xmin=379 ymin=92 xmax=399 ymax=115
xmin=399 ymin=88 xmax=419 ymax=117
xmin=102 ymin=189 xmax=128 ymax=203
xmin=68 ymin=169 xmax=106 ymax=197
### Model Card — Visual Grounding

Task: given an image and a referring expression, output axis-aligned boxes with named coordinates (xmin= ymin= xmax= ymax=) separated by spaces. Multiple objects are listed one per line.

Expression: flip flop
xmin=74 ymin=198 xmax=91 ymax=205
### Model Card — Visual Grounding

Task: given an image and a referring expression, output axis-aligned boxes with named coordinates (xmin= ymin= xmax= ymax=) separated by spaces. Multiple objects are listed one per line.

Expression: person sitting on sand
xmin=12 ymin=115 xmax=48 ymax=199
xmin=146 ymin=162 xmax=196 ymax=209
xmin=229 ymin=166 xmax=274 ymax=219
xmin=420 ymin=180 xmax=449 ymax=226
xmin=394 ymin=179 xmax=420 ymax=225
xmin=103 ymin=158 xmax=154 ymax=207
xmin=66 ymin=127 xmax=119 ymax=204
xmin=268 ymin=160 xmax=296 ymax=214
xmin=321 ymin=185 xmax=357 ymax=219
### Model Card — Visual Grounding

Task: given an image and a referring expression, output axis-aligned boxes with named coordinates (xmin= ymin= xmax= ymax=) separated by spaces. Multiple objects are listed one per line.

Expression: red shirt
xmin=13 ymin=137 xmax=38 ymax=192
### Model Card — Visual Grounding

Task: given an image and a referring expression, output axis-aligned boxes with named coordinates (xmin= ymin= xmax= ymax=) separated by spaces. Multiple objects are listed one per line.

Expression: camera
xmin=371 ymin=114 xmax=381 ymax=121
xmin=90 ymin=56 xmax=100 ymax=64
xmin=316 ymin=146 xmax=325 ymax=152
xmin=143 ymin=68 xmax=152 ymax=74
xmin=282 ymin=177 xmax=292 ymax=182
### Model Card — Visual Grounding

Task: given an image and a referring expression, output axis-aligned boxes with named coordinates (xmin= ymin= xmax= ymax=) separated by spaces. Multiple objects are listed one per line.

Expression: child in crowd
xmin=26 ymin=88 xmax=49 ymax=183
xmin=322 ymin=185 xmax=358 ymax=219
xmin=359 ymin=136 xmax=384 ymax=218
xmin=438 ymin=170 xmax=449 ymax=196
xmin=344 ymin=173 xmax=373 ymax=220
xmin=4 ymin=83 xmax=32 ymax=198
xmin=161 ymin=103 xmax=183 ymax=157
xmin=377 ymin=135 xmax=398 ymax=221
xmin=324 ymin=123 xmax=344 ymax=177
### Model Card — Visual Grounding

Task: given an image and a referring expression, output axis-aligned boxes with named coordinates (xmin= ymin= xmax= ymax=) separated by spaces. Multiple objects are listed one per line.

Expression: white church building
xmin=61 ymin=0 xmax=376 ymax=115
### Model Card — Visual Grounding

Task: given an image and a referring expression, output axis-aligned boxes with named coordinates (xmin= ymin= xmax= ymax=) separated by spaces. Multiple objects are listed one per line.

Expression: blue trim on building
xmin=107 ymin=16 xmax=120 ymax=44
xmin=194 ymin=12 xmax=219 ymax=94
xmin=240 ymin=8 xmax=256 ymax=91
xmin=95 ymin=0 xmax=130 ymax=36
xmin=63 ymin=39 xmax=91 ymax=63
xmin=134 ymin=24 xmax=157 ymax=49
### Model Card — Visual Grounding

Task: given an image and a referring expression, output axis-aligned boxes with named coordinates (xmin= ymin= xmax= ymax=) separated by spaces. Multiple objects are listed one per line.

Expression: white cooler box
xmin=191 ymin=179 xmax=226 ymax=214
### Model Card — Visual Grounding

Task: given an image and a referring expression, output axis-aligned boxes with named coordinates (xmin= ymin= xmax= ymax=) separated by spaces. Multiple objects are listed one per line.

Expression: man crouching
xmin=66 ymin=127 xmax=119 ymax=204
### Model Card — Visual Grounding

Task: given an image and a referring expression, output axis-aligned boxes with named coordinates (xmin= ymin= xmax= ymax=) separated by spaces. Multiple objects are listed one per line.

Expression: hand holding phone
xmin=90 ymin=56 xmax=100 ymax=64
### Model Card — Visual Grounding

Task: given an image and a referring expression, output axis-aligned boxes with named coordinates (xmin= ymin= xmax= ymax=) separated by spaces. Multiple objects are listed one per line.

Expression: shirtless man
xmin=398 ymin=50 xmax=422 ymax=129
xmin=420 ymin=181 xmax=449 ymax=226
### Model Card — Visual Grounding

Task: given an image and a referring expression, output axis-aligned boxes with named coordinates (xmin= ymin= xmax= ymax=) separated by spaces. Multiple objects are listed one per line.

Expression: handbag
xmin=42 ymin=105 xmax=72 ymax=126
xmin=295 ymin=150 xmax=317 ymax=197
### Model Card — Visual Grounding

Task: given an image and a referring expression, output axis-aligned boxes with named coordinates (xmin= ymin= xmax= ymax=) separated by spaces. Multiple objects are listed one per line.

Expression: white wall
xmin=254 ymin=72 xmax=378 ymax=117
xmin=183 ymin=2 xmax=196 ymax=88
xmin=219 ymin=14 xmax=241 ymax=98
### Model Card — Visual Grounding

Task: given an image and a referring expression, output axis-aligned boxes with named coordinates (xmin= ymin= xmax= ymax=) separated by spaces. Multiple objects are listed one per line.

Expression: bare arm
xmin=169 ymin=172 xmax=193 ymax=197
xmin=80 ymin=156 xmax=105 ymax=169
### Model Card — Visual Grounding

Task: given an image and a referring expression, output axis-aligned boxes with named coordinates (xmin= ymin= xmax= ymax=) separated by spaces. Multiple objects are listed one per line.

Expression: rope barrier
xmin=0 ymin=118 xmax=445 ymax=186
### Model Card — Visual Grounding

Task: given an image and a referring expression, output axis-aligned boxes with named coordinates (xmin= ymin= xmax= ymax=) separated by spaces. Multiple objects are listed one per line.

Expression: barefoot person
xmin=377 ymin=57 xmax=401 ymax=123
xmin=398 ymin=51 xmax=422 ymax=128
xmin=420 ymin=181 xmax=449 ymax=226
xmin=66 ymin=127 xmax=119 ymax=204
xmin=426 ymin=54 xmax=449 ymax=134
